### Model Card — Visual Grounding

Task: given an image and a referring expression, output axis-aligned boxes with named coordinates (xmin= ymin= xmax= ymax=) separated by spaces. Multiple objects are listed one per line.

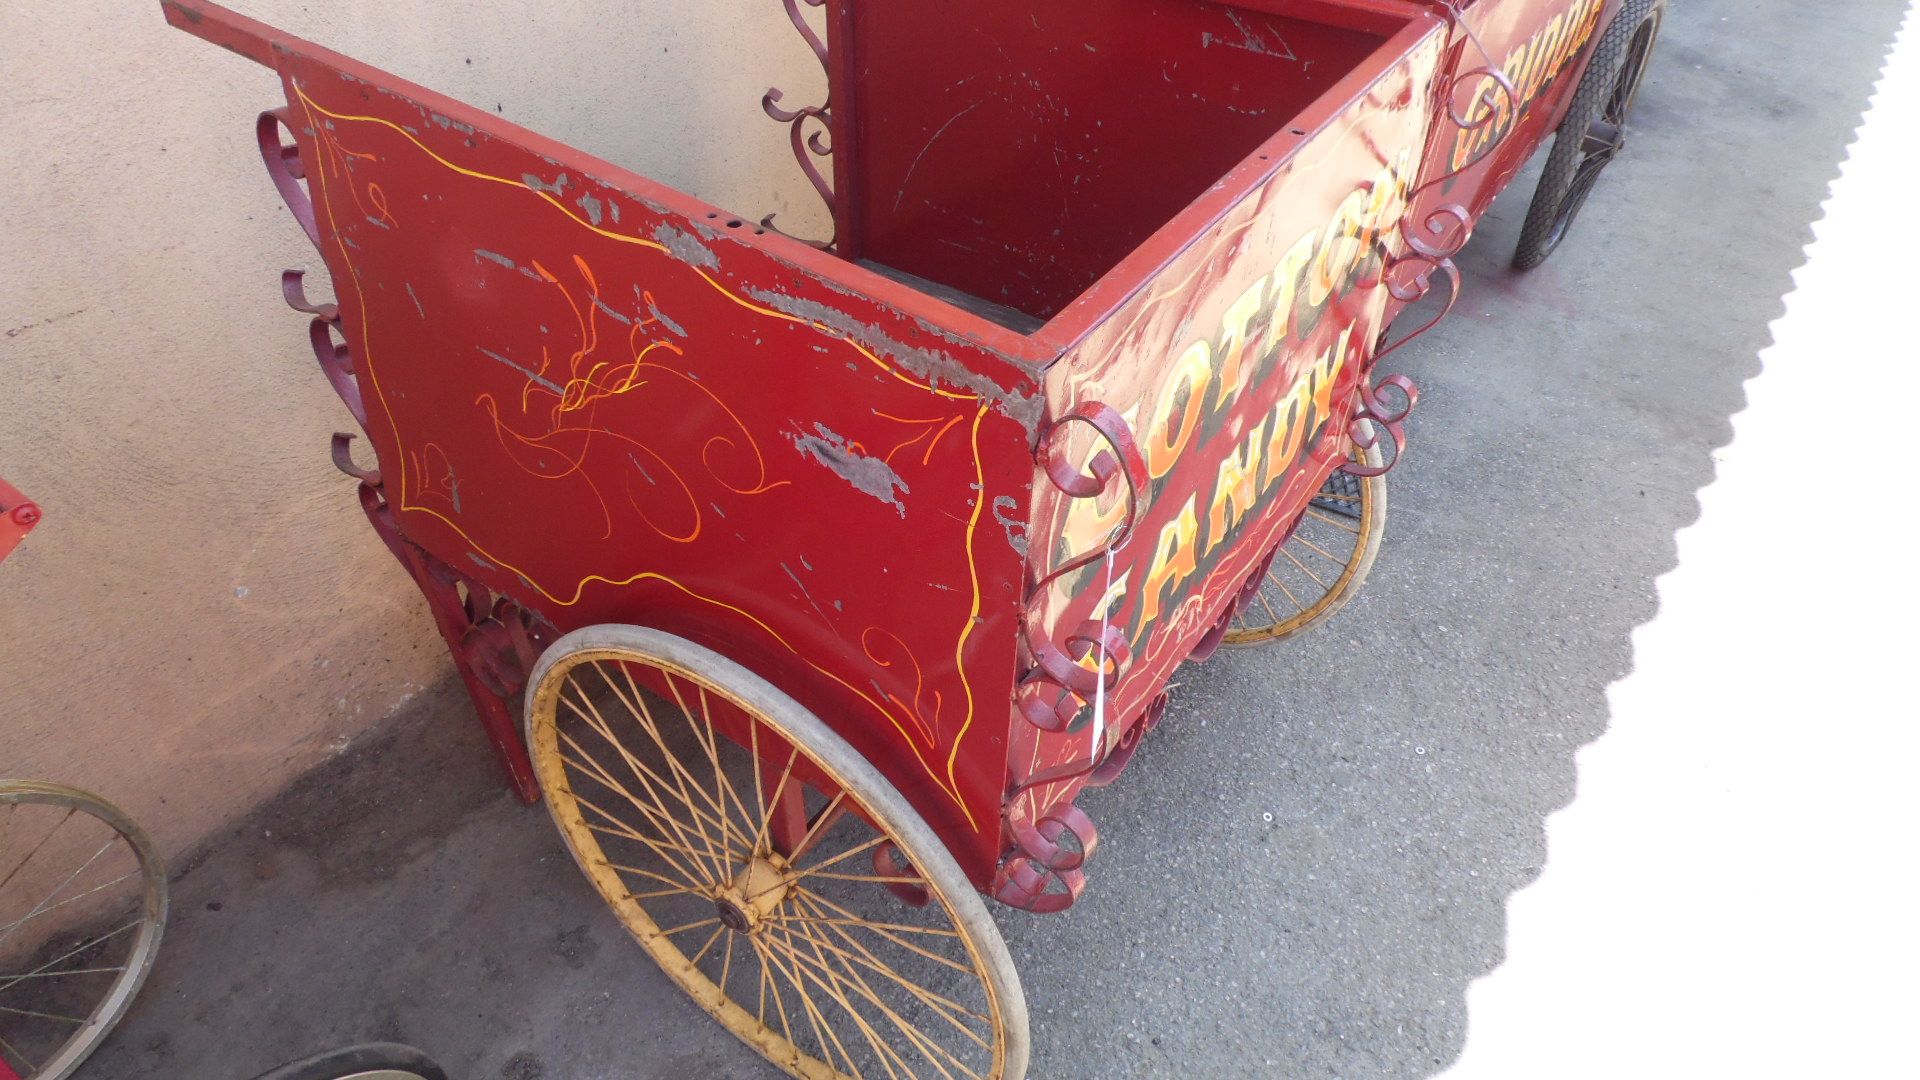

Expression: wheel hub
xmin=712 ymin=855 xmax=793 ymax=934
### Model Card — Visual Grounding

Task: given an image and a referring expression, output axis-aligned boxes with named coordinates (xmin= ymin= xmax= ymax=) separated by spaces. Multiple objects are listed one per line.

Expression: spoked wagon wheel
xmin=1512 ymin=0 xmax=1665 ymax=269
xmin=526 ymin=625 xmax=1028 ymax=1080
xmin=0 ymin=781 xmax=167 ymax=1080
xmin=1223 ymin=437 xmax=1387 ymax=646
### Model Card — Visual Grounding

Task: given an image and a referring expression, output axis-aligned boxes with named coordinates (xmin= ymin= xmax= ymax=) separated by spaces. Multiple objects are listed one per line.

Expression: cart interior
xmin=836 ymin=0 xmax=1423 ymax=330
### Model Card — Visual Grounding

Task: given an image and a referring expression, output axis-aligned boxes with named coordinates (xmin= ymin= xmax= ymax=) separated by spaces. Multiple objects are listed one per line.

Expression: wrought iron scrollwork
xmin=1345 ymin=6 xmax=1517 ymax=477
xmin=255 ymin=107 xmax=546 ymax=802
xmin=762 ymin=0 xmax=838 ymax=248
xmin=994 ymin=404 xmax=1151 ymax=913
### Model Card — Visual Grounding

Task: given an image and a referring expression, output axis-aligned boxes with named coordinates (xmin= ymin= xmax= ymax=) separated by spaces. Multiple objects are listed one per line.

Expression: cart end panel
xmin=844 ymin=0 xmax=1402 ymax=326
xmin=163 ymin=4 xmax=1050 ymax=884
xmin=1005 ymin=19 xmax=1448 ymax=897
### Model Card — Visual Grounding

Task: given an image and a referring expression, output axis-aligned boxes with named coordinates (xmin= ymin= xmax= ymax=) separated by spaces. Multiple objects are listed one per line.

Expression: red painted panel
xmin=1404 ymin=0 xmax=1620 ymax=251
xmin=159 ymin=7 xmax=1060 ymax=881
xmin=847 ymin=0 xmax=1402 ymax=323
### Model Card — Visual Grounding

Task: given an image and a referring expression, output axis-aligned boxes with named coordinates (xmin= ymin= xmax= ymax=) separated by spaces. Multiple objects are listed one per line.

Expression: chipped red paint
xmin=161 ymin=0 xmax=1612 ymax=900
xmin=0 ymin=476 xmax=39 ymax=568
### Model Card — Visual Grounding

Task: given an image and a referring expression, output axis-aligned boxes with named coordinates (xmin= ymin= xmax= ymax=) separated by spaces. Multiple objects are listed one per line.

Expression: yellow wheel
xmin=1223 ymin=437 xmax=1387 ymax=646
xmin=526 ymin=625 xmax=1028 ymax=1080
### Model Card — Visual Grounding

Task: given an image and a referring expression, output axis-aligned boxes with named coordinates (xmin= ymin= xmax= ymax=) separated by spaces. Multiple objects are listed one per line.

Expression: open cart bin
xmin=158 ymin=0 xmax=1450 ymax=892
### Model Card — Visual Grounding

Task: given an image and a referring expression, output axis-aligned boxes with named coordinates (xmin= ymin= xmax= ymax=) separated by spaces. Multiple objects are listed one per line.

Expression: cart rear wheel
xmin=0 ymin=781 xmax=167 ymax=1080
xmin=526 ymin=625 xmax=1028 ymax=1080
xmin=1223 ymin=437 xmax=1386 ymax=646
xmin=1512 ymin=0 xmax=1665 ymax=270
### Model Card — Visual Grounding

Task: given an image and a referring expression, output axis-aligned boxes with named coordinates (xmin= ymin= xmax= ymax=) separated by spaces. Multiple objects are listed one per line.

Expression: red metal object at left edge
xmin=0 ymin=477 xmax=42 ymax=568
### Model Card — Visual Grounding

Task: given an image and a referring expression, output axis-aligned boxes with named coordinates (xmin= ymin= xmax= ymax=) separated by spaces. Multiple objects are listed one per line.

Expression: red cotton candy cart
xmin=160 ymin=0 xmax=1663 ymax=1074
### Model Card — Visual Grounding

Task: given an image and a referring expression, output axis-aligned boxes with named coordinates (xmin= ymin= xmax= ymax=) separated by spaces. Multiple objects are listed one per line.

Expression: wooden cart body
xmin=162 ymin=0 xmax=1618 ymax=907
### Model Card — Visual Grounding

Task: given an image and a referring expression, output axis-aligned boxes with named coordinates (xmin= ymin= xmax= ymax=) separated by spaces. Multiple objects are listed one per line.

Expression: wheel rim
xmin=0 ymin=782 xmax=167 ymax=1080
xmin=1543 ymin=13 xmax=1662 ymax=255
xmin=528 ymin=640 xmax=1020 ymax=1080
xmin=1222 ymin=438 xmax=1386 ymax=646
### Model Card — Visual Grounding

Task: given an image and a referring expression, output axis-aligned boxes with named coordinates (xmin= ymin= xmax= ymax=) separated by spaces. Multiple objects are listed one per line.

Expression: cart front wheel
xmin=526 ymin=625 xmax=1028 ymax=1080
xmin=1512 ymin=0 xmax=1665 ymax=270
xmin=1224 ymin=437 xmax=1387 ymax=646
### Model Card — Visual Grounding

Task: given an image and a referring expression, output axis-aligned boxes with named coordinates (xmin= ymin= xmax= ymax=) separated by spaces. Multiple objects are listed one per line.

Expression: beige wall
xmin=0 ymin=0 xmax=829 ymax=866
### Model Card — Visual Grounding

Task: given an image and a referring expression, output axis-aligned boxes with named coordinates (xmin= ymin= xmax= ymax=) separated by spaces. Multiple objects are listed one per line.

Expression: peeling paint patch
xmin=522 ymin=171 xmax=571 ymax=196
xmin=1203 ymin=11 xmax=1297 ymax=59
xmin=576 ymin=191 xmax=605 ymax=226
xmin=992 ymin=495 xmax=1029 ymax=556
xmin=429 ymin=112 xmax=475 ymax=135
xmin=474 ymin=248 xmax=517 ymax=270
xmin=479 ymin=346 xmax=563 ymax=394
xmin=590 ymin=293 xmax=634 ymax=326
xmin=745 ymin=289 xmax=1042 ymax=429
xmin=790 ymin=424 xmax=909 ymax=515
xmin=641 ymin=288 xmax=688 ymax=337
xmin=653 ymin=223 xmax=719 ymax=270
xmin=467 ymin=553 xmax=495 ymax=571
xmin=404 ymin=282 xmax=426 ymax=319
xmin=780 ymin=562 xmax=835 ymax=626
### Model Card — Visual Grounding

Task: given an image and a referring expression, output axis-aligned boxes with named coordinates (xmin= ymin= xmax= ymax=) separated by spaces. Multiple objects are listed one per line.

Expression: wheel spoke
xmin=1279 ymin=547 xmax=1330 ymax=590
xmin=604 ymin=663 xmax=758 ymax=855
xmin=658 ymin=916 xmax=722 ymax=938
xmin=572 ymin=792 xmax=715 ymax=890
xmin=689 ymin=925 xmax=727 ymax=966
xmin=773 ymin=921 xmax=974 ymax=1080
xmin=1304 ymin=508 xmax=1360 ymax=534
xmin=0 ymin=808 xmax=75 ymax=894
xmin=0 ymin=919 xmax=141 ymax=996
xmin=780 ymin=915 xmax=961 ymax=939
xmin=0 ymin=1028 xmax=37 ymax=1074
xmin=1265 ymin=572 xmax=1308 ymax=614
xmin=599 ymin=859 xmax=700 ymax=894
xmin=671 ymin=679 xmax=763 ymax=859
xmin=0 ymin=867 xmax=139 ymax=943
xmin=772 ymin=921 xmax=917 ymax=1080
xmin=559 ymin=690 xmax=737 ymax=872
xmin=748 ymin=747 xmax=802 ymax=861
xmin=783 ymin=902 xmax=990 ymax=1074
xmin=786 ymin=910 xmax=990 ymax=1036
xmin=1290 ymin=532 xmax=1350 ymax=568
xmin=755 ymin=935 xmax=846 ymax=1074
xmin=768 ymin=921 xmax=939 ymax=1080
xmin=560 ymin=734 xmax=730 ymax=887
xmin=0 ymin=965 xmax=126 ymax=984
xmin=796 ymin=889 xmax=977 ymax=979
xmin=0 ymin=1003 xmax=87 ymax=1024
xmin=568 ymin=675 xmax=739 ymax=877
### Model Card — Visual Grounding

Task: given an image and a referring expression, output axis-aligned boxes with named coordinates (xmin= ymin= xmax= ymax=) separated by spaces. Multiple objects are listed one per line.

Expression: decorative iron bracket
xmin=993 ymin=403 xmax=1151 ymax=913
xmin=256 ymin=107 xmax=547 ymax=803
xmin=1344 ymin=4 xmax=1518 ymax=477
xmin=762 ymin=0 xmax=838 ymax=248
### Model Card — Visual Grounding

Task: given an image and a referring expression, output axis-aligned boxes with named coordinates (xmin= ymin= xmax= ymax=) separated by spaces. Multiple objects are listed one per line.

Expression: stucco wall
xmin=0 ymin=0 xmax=829 ymax=866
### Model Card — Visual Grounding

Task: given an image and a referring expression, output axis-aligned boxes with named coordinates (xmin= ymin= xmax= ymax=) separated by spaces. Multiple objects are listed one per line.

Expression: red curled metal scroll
xmin=1342 ymin=5 xmax=1517 ymax=478
xmin=762 ymin=0 xmax=838 ymax=248
xmin=255 ymin=108 xmax=547 ymax=802
xmin=995 ymin=403 xmax=1150 ymax=913
xmin=0 ymin=476 xmax=41 ymax=567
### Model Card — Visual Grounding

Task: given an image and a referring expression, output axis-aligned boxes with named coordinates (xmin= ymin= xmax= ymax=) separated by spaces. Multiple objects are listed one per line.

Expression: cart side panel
xmin=1009 ymin=23 xmax=1449 ymax=864
xmin=170 ymin=13 xmax=1045 ymax=883
xmin=1410 ymin=0 xmax=1618 ymax=230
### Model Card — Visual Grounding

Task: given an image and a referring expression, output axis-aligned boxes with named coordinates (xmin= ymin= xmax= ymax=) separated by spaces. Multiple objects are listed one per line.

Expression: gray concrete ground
xmin=78 ymin=1 xmax=1908 ymax=1077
